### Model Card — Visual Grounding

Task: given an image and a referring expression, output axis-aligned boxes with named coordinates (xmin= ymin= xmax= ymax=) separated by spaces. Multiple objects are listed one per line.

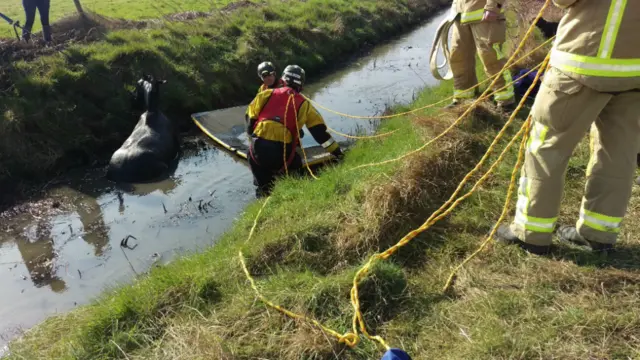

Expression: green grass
xmin=0 ymin=0 xmax=231 ymax=36
xmin=0 ymin=0 xmax=449 ymax=191
xmin=8 ymin=2 xmax=640 ymax=359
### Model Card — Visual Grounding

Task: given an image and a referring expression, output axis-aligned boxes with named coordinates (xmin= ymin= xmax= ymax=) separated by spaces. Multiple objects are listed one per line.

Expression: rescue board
xmin=191 ymin=105 xmax=344 ymax=167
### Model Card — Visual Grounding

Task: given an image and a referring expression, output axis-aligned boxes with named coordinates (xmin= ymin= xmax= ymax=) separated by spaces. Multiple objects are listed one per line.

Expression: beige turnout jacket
xmin=550 ymin=0 xmax=640 ymax=92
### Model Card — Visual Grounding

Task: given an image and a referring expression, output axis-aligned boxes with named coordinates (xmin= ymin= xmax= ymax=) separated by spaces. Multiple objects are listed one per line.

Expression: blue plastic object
xmin=381 ymin=348 xmax=412 ymax=360
xmin=514 ymin=68 xmax=542 ymax=100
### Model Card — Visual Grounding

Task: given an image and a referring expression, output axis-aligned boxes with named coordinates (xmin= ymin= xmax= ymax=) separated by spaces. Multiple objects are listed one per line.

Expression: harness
xmin=250 ymin=87 xmax=305 ymax=170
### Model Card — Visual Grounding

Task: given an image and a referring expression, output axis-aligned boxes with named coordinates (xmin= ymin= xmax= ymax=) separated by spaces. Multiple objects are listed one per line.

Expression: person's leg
xmin=22 ymin=0 xmax=37 ymax=42
xmin=449 ymin=20 xmax=478 ymax=105
xmin=470 ymin=20 xmax=515 ymax=109
xmin=572 ymin=91 xmax=640 ymax=247
xmin=496 ymin=68 xmax=611 ymax=252
xmin=38 ymin=0 xmax=52 ymax=42
xmin=249 ymin=141 xmax=277 ymax=198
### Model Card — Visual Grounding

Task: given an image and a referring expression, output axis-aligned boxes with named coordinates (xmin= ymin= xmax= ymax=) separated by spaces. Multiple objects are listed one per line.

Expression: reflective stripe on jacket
xmin=550 ymin=0 xmax=640 ymax=92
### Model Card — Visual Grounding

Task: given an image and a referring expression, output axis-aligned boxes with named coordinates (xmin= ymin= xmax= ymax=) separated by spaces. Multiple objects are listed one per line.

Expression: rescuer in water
xmin=256 ymin=61 xmax=286 ymax=94
xmin=245 ymin=65 xmax=344 ymax=197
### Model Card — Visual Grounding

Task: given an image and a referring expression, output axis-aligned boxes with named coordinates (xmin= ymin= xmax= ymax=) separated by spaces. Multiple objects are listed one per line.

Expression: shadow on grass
xmin=551 ymin=242 xmax=640 ymax=271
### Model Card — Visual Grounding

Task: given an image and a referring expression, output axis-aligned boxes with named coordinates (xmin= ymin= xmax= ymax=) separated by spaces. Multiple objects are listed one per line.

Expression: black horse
xmin=106 ymin=76 xmax=180 ymax=183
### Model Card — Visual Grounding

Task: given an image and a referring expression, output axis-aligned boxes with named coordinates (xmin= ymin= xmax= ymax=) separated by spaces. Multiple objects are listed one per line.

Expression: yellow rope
xmin=239 ymin=251 xmax=359 ymax=347
xmin=442 ymin=116 xmax=532 ymax=292
xmin=245 ymin=196 xmax=271 ymax=244
xmin=324 ymin=62 xmax=543 ymax=142
xmin=441 ymin=56 xmax=553 ymax=293
xmin=290 ymin=94 xmax=319 ymax=179
xmin=301 ymin=36 xmax=554 ymax=121
xmin=348 ymin=1 xmax=552 ymax=348
xmin=238 ymin=196 xmax=358 ymax=347
xmin=238 ymin=0 xmax=552 ymax=353
xmin=350 ymin=59 xmax=543 ymax=171
xmin=328 ymin=127 xmax=400 ymax=140
xmin=283 ymin=95 xmax=293 ymax=176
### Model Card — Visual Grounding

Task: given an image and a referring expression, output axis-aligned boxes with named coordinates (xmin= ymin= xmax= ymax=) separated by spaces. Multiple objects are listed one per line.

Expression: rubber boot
xmin=21 ymin=27 xmax=31 ymax=43
xmin=42 ymin=25 xmax=52 ymax=44
xmin=497 ymin=100 xmax=516 ymax=115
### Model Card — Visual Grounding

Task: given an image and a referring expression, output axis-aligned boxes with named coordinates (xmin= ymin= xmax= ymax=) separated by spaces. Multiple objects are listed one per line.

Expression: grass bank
xmin=0 ymin=0 xmax=448 ymax=194
xmin=8 ymin=2 xmax=640 ymax=359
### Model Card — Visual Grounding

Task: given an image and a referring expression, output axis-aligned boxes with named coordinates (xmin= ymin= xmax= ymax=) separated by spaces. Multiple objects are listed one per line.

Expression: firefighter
xmin=496 ymin=0 xmax=640 ymax=254
xmin=447 ymin=0 xmax=515 ymax=112
xmin=245 ymin=65 xmax=344 ymax=197
xmin=256 ymin=61 xmax=285 ymax=94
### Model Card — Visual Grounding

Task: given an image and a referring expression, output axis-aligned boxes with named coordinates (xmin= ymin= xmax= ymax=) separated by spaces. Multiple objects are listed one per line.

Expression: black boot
xmin=42 ymin=25 xmax=52 ymax=43
xmin=21 ymin=27 xmax=31 ymax=43
xmin=494 ymin=224 xmax=551 ymax=255
xmin=444 ymin=99 xmax=461 ymax=109
xmin=556 ymin=225 xmax=614 ymax=253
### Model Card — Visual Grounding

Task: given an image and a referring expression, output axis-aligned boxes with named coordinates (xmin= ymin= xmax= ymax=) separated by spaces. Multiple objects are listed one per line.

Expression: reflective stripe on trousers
xmin=454 ymin=88 xmax=475 ymax=99
xmin=578 ymin=207 xmax=622 ymax=233
xmin=514 ymin=176 xmax=557 ymax=233
xmin=492 ymin=43 xmax=514 ymax=101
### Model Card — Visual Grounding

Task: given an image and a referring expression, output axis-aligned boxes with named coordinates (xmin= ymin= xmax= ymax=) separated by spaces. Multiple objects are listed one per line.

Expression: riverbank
xmin=12 ymin=68 xmax=640 ymax=358
xmin=0 ymin=0 xmax=449 ymax=202
xmin=8 ymin=2 xmax=640 ymax=360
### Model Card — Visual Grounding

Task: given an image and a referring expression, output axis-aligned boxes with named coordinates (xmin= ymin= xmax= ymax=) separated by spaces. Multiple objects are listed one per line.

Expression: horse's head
xmin=132 ymin=75 xmax=167 ymax=114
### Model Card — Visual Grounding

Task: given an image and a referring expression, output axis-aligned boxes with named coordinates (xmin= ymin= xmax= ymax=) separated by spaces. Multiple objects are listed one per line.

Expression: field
xmin=7 ymin=0 xmax=640 ymax=359
xmin=0 ymin=0 xmax=230 ymax=36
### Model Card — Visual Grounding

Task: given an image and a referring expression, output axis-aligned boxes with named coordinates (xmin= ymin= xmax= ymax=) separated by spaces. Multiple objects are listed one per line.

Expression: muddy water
xmin=0 ymin=9 xmax=448 ymax=349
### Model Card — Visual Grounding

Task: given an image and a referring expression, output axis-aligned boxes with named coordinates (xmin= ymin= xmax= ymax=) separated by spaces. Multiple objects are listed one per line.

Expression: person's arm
xmin=245 ymin=90 xmax=273 ymax=135
xmin=298 ymin=101 xmax=343 ymax=158
xmin=553 ymin=0 xmax=578 ymax=9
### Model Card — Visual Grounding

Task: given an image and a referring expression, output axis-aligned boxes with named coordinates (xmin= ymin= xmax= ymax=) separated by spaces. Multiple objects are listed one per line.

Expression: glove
xmin=299 ymin=129 xmax=305 ymax=139
xmin=246 ymin=117 xmax=257 ymax=136
xmin=331 ymin=147 xmax=345 ymax=160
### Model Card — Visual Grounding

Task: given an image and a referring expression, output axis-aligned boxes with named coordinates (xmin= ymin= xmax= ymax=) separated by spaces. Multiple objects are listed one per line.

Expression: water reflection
xmin=13 ymin=222 xmax=66 ymax=293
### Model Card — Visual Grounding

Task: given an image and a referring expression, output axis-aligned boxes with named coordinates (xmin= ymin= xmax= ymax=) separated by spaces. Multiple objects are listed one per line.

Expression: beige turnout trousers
xmin=449 ymin=18 xmax=514 ymax=103
xmin=510 ymin=67 xmax=640 ymax=246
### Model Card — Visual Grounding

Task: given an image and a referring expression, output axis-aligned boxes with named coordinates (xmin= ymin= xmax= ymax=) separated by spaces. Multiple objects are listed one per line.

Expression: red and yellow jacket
xmin=246 ymin=87 xmax=340 ymax=154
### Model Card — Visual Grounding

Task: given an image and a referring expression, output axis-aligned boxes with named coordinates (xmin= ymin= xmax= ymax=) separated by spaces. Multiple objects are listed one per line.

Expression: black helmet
xmin=257 ymin=61 xmax=276 ymax=80
xmin=282 ymin=65 xmax=306 ymax=91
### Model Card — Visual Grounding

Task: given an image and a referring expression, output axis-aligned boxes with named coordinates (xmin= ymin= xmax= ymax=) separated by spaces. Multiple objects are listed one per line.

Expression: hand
xmin=482 ymin=10 xmax=499 ymax=22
